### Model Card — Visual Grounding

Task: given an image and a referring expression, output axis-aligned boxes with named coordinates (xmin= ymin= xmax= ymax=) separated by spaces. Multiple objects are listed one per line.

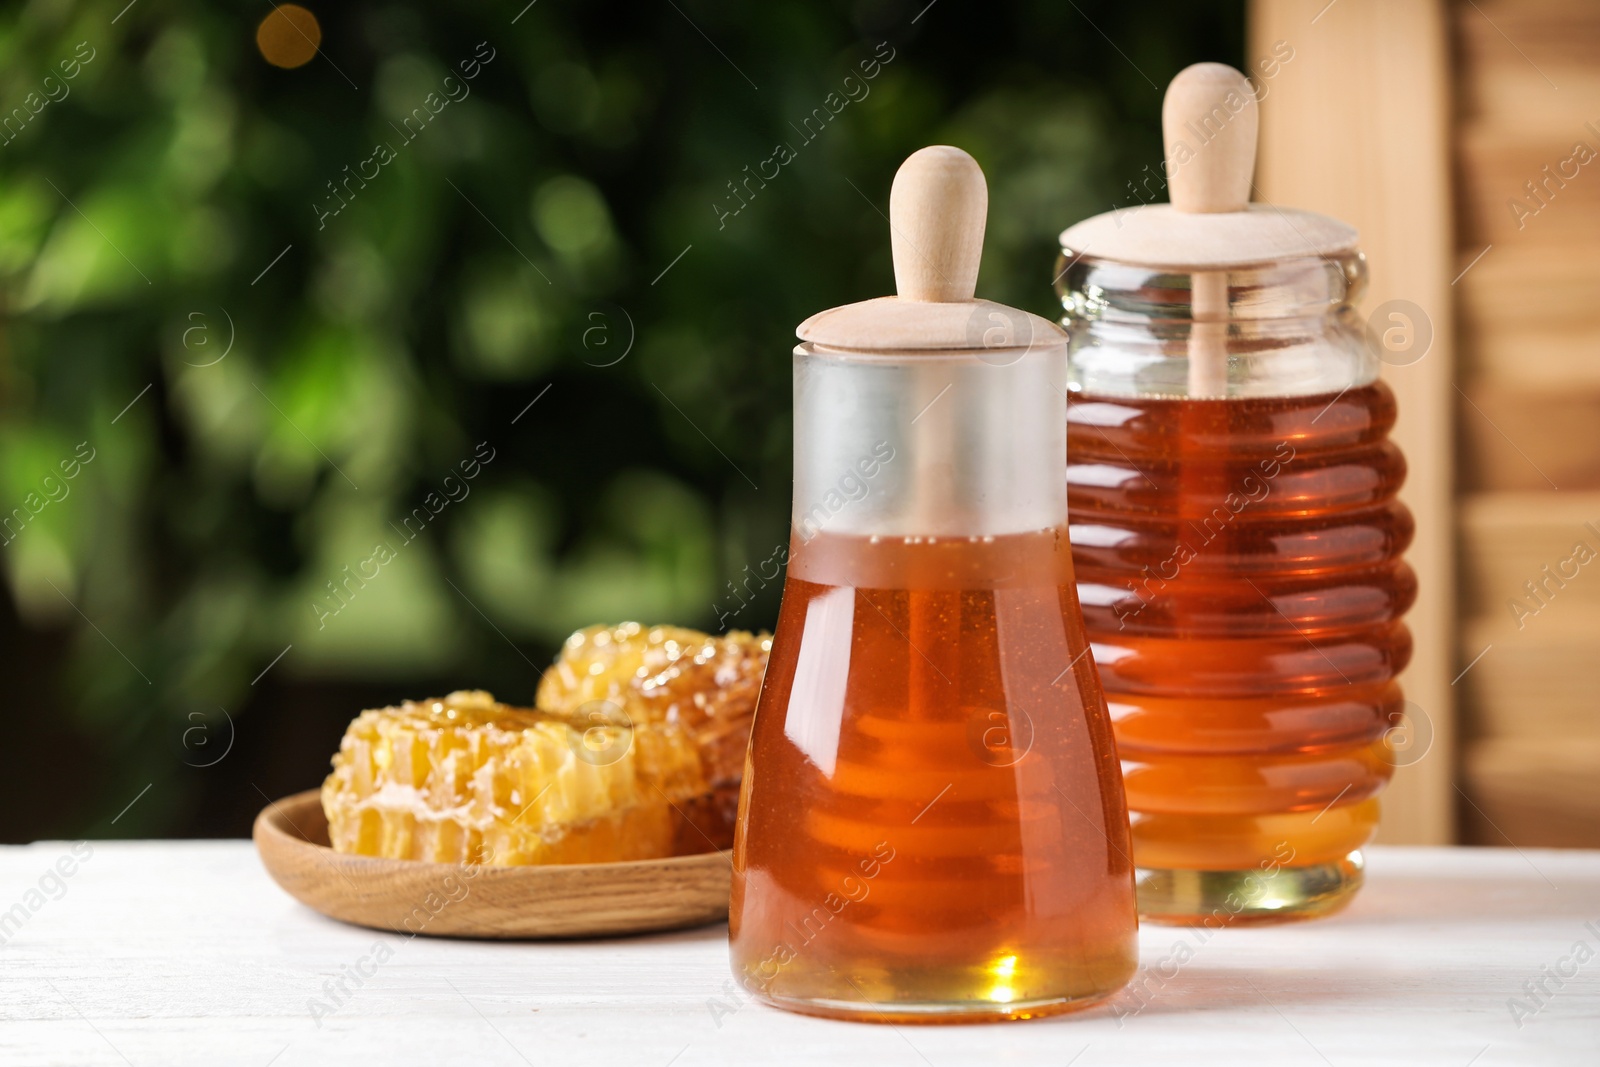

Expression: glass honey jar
xmin=1054 ymin=64 xmax=1412 ymax=924
xmin=730 ymin=147 xmax=1139 ymax=1022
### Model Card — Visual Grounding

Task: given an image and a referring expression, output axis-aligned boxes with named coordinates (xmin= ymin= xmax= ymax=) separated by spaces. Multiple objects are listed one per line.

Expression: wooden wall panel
xmin=1459 ymin=491 xmax=1600 ymax=616
xmin=1451 ymin=0 xmax=1600 ymax=847
xmin=1461 ymin=610 xmax=1600 ymax=742
xmin=1462 ymin=738 xmax=1600 ymax=847
xmin=1457 ymin=387 xmax=1600 ymax=492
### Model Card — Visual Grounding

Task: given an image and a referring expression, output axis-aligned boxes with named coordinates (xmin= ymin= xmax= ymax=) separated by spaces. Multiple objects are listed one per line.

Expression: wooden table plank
xmin=1 ymin=842 xmax=1597 ymax=1065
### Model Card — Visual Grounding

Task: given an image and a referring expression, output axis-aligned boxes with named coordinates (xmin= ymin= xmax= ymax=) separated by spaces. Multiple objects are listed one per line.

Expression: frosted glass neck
xmin=791 ymin=343 xmax=1069 ymax=539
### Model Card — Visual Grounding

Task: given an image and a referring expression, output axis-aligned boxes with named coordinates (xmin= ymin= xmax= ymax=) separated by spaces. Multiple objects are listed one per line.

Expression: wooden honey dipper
xmin=1165 ymin=63 xmax=1260 ymax=395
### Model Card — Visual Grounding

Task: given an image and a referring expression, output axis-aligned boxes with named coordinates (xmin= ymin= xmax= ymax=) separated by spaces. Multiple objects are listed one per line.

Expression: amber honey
xmin=730 ymin=528 xmax=1139 ymax=1022
xmin=1067 ymin=381 xmax=1413 ymax=922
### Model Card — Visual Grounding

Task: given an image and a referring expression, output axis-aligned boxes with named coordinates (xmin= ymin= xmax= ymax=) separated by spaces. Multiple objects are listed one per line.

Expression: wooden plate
xmin=253 ymin=790 xmax=732 ymax=939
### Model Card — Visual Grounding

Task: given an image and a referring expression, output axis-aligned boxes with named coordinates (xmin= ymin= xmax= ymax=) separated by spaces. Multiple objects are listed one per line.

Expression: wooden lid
xmin=799 ymin=146 xmax=1066 ymax=352
xmin=1058 ymin=63 xmax=1357 ymax=270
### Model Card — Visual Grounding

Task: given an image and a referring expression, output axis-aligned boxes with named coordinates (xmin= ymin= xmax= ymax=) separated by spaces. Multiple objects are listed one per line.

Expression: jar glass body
xmin=1057 ymin=251 xmax=1412 ymax=924
xmin=729 ymin=341 xmax=1139 ymax=1022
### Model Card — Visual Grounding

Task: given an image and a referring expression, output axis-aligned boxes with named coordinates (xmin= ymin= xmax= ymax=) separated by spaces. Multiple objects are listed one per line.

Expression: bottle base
xmin=1136 ymin=850 xmax=1364 ymax=926
xmin=750 ymin=987 xmax=1120 ymax=1025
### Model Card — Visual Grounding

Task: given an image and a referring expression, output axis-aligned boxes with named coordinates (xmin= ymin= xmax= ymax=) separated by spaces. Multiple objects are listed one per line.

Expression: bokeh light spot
xmin=532 ymin=176 xmax=613 ymax=256
xmin=256 ymin=5 xmax=322 ymax=70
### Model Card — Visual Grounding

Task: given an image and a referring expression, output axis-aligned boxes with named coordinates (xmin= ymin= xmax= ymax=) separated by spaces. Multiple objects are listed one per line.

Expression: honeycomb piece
xmin=535 ymin=624 xmax=772 ymax=851
xmin=321 ymin=690 xmax=706 ymax=865
xmin=537 ymin=624 xmax=770 ymax=786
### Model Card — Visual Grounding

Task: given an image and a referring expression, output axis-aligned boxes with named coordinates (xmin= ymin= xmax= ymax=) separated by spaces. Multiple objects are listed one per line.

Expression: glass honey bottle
xmin=730 ymin=147 xmax=1139 ymax=1022
xmin=1054 ymin=64 xmax=1412 ymax=924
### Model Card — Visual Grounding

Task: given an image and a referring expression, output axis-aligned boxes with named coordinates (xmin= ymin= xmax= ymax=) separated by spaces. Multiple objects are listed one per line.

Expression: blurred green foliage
xmin=0 ymin=0 xmax=1240 ymax=839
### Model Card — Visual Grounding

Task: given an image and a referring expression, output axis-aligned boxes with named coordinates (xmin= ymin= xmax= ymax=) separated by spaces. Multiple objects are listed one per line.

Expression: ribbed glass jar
xmin=1057 ymin=250 xmax=1413 ymax=924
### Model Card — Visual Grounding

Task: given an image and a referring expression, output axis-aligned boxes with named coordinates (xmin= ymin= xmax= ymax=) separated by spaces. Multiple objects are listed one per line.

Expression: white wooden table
xmin=2 ymin=842 xmax=1596 ymax=1066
